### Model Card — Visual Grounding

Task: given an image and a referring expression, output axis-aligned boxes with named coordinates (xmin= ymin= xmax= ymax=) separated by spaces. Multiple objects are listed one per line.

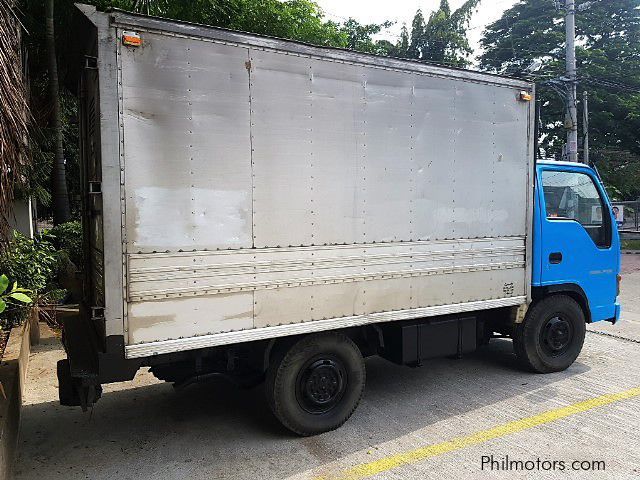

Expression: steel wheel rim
xmin=296 ymin=356 xmax=347 ymax=414
xmin=540 ymin=315 xmax=574 ymax=357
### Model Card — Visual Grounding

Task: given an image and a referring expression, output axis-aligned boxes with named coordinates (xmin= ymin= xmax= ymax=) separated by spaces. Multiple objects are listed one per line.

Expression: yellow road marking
xmin=316 ymin=386 xmax=640 ymax=480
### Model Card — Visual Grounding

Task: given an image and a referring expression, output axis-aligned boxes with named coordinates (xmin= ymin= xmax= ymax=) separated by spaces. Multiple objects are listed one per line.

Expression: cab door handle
xmin=549 ymin=252 xmax=563 ymax=264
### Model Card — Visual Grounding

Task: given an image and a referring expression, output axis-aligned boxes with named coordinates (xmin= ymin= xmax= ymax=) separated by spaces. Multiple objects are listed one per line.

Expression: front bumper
xmin=612 ymin=302 xmax=622 ymax=324
xmin=605 ymin=301 xmax=622 ymax=324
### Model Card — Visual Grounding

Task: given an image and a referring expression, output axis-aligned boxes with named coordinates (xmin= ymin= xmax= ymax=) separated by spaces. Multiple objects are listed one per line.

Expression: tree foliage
xmin=338 ymin=18 xmax=395 ymax=55
xmin=0 ymin=230 xmax=57 ymax=326
xmin=46 ymin=0 xmax=71 ymax=224
xmin=392 ymin=0 xmax=480 ymax=67
xmin=87 ymin=0 xmax=391 ymax=51
xmin=480 ymin=0 xmax=640 ymax=200
xmin=17 ymin=0 xmax=392 ymax=220
xmin=228 ymin=0 xmax=343 ymax=46
xmin=17 ymin=0 xmax=640 ymax=208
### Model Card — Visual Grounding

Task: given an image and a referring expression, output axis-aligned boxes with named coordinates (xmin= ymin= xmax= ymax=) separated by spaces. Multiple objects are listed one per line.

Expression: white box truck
xmin=60 ymin=5 xmax=621 ymax=435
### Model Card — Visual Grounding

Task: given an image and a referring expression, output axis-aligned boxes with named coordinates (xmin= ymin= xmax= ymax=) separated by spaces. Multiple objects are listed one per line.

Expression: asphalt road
xmin=13 ymin=254 xmax=640 ymax=480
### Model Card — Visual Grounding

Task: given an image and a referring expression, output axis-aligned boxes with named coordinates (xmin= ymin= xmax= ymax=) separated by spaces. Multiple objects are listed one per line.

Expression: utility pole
xmin=583 ymin=90 xmax=589 ymax=164
xmin=564 ymin=0 xmax=579 ymax=162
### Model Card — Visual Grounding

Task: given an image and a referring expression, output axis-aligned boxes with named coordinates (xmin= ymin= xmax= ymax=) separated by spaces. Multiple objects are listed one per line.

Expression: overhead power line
xmin=580 ymin=76 xmax=640 ymax=93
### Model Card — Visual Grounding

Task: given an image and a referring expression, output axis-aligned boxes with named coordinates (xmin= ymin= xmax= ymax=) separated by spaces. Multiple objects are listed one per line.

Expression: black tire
xmin=265 ymin=332 xmax=366 ymax=436
xmin=513 ymin=295 xmax=586 ymax=373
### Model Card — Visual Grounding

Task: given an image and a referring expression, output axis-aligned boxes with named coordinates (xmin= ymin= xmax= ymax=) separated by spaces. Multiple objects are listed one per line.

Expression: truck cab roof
xmin=536 ymin=160 xmax=594 ymax=170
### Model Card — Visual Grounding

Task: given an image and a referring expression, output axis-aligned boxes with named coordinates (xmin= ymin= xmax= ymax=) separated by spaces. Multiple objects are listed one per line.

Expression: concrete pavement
xmin=588 ymin=252 xmax=640 ymax=342
xmin=13 ymin=254 xmax=640 ymax=480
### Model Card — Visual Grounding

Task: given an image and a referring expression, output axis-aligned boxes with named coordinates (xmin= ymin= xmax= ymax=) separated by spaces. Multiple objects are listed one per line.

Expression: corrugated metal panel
xmin=127 ymin=237 xmax=525 ymax=299
xmin=125 ymin=237 xmax=525 ymax=342
xmin=124 ymin=296 xmax=527 ymax=358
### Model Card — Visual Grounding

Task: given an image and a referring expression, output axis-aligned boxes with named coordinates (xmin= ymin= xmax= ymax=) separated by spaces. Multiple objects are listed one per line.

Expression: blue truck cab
xmin=533 ymin=160 xmax=621 ymax=323
xmin=512 ymin=160 xmax=621 ymax=374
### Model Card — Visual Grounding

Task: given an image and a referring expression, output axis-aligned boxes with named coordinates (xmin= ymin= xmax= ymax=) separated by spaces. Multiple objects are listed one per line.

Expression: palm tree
xmin=45 ymin=0 xmax=70 ymax=224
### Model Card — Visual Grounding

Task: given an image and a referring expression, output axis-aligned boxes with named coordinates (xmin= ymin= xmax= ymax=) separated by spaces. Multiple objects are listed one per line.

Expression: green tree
xmin=394 ymin=23 xmax=410 ymax=57
xmin=18 ymin=0 xmax=392 ymax=222
xmin=95 ymin=0 xmax=391 ymax=53
xmin=338 ymin=18 xmax=394 ymax=55
xmin=20 ymin=0 xmax=96 ymax=220
xmin=394 ymin=0 xmax=480 ymax=67
xmin=45 ymin=0 xmax=71 ymax=224
xmin=407 ymin=9 xmax=425 ymax=59
xmin=480 ymin=0 xmax=640 ymax=200
xmin=225 ymin=0 xmax=345 ymax=46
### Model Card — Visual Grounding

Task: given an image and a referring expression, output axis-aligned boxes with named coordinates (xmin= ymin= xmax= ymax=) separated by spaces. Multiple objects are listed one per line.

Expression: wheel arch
xmin=531 ymin=284 xmax=592 ymax=323
xmin=262 ymin=326 xmax=378 ymax=372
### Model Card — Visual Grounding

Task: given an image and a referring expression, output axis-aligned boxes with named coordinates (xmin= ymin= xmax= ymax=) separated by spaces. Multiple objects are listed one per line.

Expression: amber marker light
xmin=519 ymin=91 xmax=533 ymax=101
xmin=122 ymin=31 xmax=142 ymax=47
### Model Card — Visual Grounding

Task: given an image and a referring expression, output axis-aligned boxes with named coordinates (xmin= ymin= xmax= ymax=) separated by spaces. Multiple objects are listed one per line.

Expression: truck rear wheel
xmin=513 ymin=295 xmax=586 ymax=373
xmin=265 ymin=332 xmax=365 ymax=436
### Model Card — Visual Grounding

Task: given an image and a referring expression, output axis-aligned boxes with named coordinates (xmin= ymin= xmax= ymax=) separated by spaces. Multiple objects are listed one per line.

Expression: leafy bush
xmin=622 ymin=239 xmax=640 ymax=250
xmin=49 ymin=221 xmax=83 ymax=270
xmin=0 ymin=274 xmax=32 ymax=318
xmin=0 ymin=231 xmax=58 ymax=327
xmin=0 ymin=231 xmax=58 ymax=293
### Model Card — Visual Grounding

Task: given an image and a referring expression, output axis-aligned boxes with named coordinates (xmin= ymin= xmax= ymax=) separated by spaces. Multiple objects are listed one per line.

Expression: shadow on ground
xmin=13 ymin=335 xmax=588 ymax=480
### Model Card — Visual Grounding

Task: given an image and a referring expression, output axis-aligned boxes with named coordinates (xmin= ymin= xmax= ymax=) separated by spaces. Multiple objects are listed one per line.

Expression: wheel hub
xmin=297 ymin=358 xmax=346 ymax=414
xmin=541 ymin=316 xmax=573 ymax=355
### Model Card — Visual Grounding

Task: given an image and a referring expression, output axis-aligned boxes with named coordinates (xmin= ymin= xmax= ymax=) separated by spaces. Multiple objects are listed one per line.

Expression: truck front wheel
xmin=265 ymin=332 xmax=366 ymax=436
xmin=513 ymin=295 xmax=586 ymax=373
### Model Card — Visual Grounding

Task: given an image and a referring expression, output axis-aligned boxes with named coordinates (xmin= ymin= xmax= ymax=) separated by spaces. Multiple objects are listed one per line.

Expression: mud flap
xmin=57 ymin=358 xmax=102 ymax=409
xmin=60 ymin=314 xmax=102 ymax=410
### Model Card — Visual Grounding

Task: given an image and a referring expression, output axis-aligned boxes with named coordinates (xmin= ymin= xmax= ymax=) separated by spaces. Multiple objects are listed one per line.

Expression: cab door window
xmin=541 ymin=170 xmax=611 ymax=248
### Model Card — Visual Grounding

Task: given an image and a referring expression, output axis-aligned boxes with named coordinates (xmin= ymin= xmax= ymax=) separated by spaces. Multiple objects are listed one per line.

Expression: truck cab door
xmin=534 ymin=165 xmax=620 ymax=322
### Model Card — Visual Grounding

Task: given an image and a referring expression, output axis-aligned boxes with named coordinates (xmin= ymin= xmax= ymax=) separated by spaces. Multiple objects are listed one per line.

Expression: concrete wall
xmin=0 ymin=311 xmax=37 ymax=479
xmin=8 ymin=198 xmax=36 ymax=238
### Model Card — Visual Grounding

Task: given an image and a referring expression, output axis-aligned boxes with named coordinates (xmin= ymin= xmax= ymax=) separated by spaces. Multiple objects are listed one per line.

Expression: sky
xmin=316 ymin=0 xmax=520 ymax=62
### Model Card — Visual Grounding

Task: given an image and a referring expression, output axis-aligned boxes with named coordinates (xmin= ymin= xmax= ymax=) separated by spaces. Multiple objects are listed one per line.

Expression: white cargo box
xmin=77 ymin=6 xmax=534 ymax=360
